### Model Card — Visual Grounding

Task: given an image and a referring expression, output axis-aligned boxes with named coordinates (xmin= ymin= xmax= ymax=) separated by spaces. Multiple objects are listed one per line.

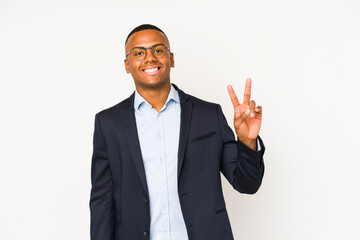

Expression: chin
xmin=136 ymin=79 xmax=170 ymax=89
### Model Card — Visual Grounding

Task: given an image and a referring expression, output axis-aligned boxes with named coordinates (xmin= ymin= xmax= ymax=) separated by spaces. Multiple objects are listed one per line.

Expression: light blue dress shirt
xmin=134 ymin=85 xmax=189 ymax=240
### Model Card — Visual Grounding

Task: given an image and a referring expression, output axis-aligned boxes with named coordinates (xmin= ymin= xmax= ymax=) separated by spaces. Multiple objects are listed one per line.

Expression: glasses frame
xmin=125 ymin=43 xmax=171 ymax=61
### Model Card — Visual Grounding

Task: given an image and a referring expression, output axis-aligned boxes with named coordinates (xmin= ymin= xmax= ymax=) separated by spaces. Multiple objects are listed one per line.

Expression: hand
xmin=227 ymin=78 xmax=262 ymax=143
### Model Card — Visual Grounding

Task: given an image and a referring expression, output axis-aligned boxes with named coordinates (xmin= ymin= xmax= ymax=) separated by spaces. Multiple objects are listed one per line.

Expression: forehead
xmin=125 ymin=29 xmax=170 ymax=52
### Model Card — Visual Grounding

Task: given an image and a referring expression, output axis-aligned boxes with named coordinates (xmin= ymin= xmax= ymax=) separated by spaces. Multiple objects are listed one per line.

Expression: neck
xmin=135 ymin=82 xmax=171 ymax=112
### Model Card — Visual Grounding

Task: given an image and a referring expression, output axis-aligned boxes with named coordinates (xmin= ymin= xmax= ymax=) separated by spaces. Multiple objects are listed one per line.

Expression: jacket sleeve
xmin=90 ymin=114 xmax=115 ymax=240
xmin=217 ymin=104 xmax=265 ymax=194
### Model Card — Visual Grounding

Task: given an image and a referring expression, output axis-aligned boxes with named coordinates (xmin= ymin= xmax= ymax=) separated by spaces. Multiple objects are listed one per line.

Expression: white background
xmin=1 ymin=0 xmax=360 ymax=239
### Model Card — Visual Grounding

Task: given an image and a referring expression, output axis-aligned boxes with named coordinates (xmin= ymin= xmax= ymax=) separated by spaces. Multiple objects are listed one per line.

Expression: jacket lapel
xmin=123 ymin=93 xmax=149 ymax=196
xmin=172 ymin=84 xmax=193 ymax=179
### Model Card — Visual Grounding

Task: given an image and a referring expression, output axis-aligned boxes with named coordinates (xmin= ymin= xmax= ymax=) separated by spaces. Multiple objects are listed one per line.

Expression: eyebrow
xmin=131 ymin=43 xmax=166 ymax=49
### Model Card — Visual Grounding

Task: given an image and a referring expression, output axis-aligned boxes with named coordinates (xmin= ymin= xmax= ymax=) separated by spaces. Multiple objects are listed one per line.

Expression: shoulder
xmin=174 ymin=83 xmax=220 ymax=110
xmin=187 ymin=93 xmax=219 ymax=109
xmin=178 ymin=87 xmax=225 ymax=129
xmin=95 ymin=92 xmax=135 ymax=119
xmin=177 ymin=87 xmax=220 ymax=113
xmin=177 ymin=88 xmax=223 ymax=123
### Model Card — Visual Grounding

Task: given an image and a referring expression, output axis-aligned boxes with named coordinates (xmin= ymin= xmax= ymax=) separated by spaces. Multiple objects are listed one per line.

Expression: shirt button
xmin=143 ymin=231 xmax=149 ymax=237
xmin=144 ymin=198 xmax=148 ymax=204
xmin=160 ymin=158 xmax=163 ymax=162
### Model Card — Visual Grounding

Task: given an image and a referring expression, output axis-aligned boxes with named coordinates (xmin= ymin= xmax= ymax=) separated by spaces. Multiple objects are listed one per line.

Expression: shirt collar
xmin=134 ymin=84 xmax=180 ymax=110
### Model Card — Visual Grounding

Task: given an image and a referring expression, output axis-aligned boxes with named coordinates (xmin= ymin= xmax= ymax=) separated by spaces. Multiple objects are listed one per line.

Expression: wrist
xmin=237 ymin=137 xmax=257 ymax=151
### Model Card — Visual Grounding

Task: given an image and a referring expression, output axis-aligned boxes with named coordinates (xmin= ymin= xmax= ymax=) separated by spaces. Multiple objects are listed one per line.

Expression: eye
xmin=134 ymin=52 xmax=144 ymax=56
xmin=154 ymin=49 xmax=163 ymax=53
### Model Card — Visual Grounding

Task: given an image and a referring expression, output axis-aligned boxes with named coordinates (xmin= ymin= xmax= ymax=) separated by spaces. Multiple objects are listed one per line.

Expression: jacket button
xmin=143 ymin=231 xmax=149 ymax=237
xmin=144 ymin=198 xmax=148 ymax=204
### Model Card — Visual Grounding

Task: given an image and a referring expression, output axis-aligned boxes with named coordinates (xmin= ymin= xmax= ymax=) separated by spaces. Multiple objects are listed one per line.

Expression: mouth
xmin=142 ymin=67 xmax=161 ymax=75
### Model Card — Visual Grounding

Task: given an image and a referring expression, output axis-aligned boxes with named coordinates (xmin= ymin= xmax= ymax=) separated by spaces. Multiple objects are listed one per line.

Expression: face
xmin=124 ymin=29 xmax=174 ymax=90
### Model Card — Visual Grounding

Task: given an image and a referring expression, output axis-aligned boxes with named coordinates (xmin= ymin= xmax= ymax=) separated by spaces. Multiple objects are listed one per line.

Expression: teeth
xmin=144 ymin=68 xmax=158 ymax=73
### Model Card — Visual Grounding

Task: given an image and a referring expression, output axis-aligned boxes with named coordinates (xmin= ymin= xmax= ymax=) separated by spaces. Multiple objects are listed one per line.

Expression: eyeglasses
xmin=126 ymin=43 xmax=170 ymax=61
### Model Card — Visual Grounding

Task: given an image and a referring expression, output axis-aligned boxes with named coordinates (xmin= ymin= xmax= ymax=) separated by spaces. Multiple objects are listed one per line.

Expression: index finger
xmin=227 ymin=84 xmax=240 ymax=108
xmin=243 ymin=78 xmax=252 ymax=105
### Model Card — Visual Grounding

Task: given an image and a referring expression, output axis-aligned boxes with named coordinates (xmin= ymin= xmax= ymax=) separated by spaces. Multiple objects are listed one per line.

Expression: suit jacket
xmin=90 ymin=84 xmax=265 ymax=240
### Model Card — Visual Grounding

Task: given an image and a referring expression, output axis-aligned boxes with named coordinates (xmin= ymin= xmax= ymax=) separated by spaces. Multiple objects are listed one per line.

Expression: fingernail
xmin=251 ymin=112 xmax=255 ymax=117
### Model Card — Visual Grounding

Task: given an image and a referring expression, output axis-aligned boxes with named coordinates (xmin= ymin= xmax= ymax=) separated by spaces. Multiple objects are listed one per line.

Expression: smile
xmin=142 ymin=67 xmax=160 ymax=75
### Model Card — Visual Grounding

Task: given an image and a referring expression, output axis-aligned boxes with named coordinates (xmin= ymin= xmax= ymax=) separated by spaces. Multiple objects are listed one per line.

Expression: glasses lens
xmin=131 ymin=48 xmax=146 ymax=60
xmin=152 ymin=45 xmax=167 ymax=59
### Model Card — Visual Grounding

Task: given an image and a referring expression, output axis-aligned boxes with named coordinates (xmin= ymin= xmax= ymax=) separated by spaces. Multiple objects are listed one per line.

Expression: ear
xmin=124 ymin=58 xmax=131 ymax=74
xmin=170 ymin=52 xmax=175 ymax=68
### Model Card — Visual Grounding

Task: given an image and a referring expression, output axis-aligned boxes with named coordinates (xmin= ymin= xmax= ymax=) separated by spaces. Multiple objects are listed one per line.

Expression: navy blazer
xmin=90 ymin=84 xmax=265 ymax=240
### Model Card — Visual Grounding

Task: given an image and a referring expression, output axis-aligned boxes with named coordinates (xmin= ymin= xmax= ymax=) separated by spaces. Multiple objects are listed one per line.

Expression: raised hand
xmin=227 ymin=78 xmax=262 ymax=149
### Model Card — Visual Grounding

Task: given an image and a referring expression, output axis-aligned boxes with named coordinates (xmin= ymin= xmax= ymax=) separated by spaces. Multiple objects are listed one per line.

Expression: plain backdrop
xmin=1 ymin=0 xmax=359 ymax=239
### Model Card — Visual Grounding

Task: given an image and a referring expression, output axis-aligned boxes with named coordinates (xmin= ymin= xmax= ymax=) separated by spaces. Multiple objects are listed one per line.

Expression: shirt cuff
xmin=257 ymin=138 xmax=261 ymax=151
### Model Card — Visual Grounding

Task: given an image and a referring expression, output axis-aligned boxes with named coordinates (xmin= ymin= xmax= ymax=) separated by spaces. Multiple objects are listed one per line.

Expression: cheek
xmin=129 ymin=62 xmax=139 ymax=72
xmin=162 ymin=58 xmax=172 ymax=69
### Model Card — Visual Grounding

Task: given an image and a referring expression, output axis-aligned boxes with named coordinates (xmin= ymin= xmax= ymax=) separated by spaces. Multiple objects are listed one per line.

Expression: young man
xmin=90 ymin=24 xmax=265 ymax=240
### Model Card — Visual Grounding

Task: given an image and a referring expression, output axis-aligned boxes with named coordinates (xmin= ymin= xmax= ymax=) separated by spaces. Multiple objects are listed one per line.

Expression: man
xmin=90 ymin=24 xmax=265 ymax=240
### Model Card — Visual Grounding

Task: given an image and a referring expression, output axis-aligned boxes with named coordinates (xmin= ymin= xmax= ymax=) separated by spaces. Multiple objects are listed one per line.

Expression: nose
xmin=143 ymin=48 xmax=157 ymax=63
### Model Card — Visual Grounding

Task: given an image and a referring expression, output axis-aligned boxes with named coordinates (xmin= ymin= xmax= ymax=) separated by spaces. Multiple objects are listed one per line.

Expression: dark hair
xmin=125 ymin=24 xmax=167 ymax=45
